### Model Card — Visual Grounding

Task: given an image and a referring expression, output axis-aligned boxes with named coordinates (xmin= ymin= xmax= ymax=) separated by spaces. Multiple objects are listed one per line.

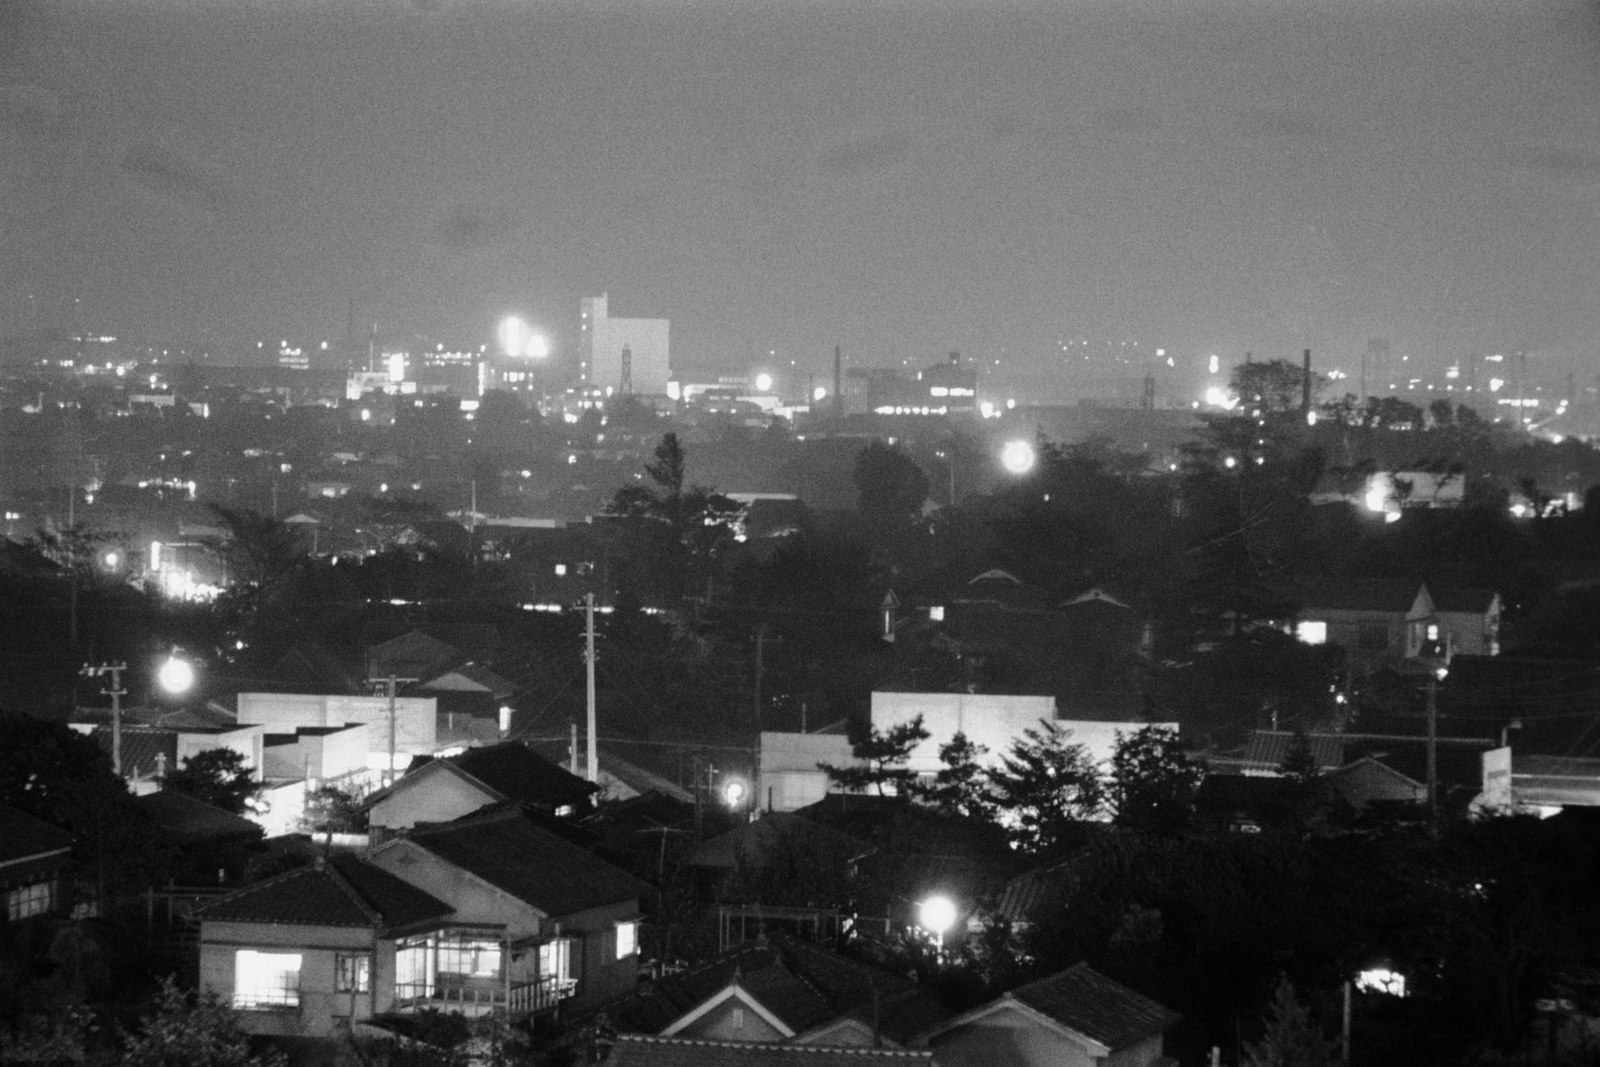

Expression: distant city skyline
xmin=5 ymin=1 xmax=1598 ymax=397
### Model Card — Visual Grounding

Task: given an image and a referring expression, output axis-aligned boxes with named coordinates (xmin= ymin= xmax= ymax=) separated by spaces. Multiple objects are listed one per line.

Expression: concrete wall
xmin=177 ymin=726 xmax=266 ymax=779
xmin=237 ymin=693 xmax=436 ymax=764
xmin=262 ymin=724 xmax=370 ymax=781
xmin=758 ymin=731 xmax=853 ymax=813
xmin=872 ymin=692 xmax=1058 ymax=774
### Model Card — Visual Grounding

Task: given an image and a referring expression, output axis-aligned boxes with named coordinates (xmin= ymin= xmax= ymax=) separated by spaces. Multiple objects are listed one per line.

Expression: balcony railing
xmin=232 ymin=990 xmax=299 ymax=1011
xmin=392 ymin=977 xmax=576 ymax=1017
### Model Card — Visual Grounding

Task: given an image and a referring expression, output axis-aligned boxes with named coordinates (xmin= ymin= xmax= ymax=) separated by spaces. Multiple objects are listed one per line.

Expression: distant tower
xmin=619 ymin=344 xmax=633 ymax=396
xmin=1141 ymin=373 xmax=1156 ymax=411
xmin=1364 ymin=339 xmax=1391 ymax=397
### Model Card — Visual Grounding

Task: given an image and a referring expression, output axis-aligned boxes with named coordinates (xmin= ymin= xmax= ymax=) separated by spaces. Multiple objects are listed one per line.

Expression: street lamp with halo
xmin=918 ymin=894 xmax=958 ymax=951
xmin=158 ymin=653 xmax=196 ymax=695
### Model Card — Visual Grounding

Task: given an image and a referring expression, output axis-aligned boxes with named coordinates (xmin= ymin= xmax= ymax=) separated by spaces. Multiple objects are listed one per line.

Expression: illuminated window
xmin=554 ymin=564 xmax=567 ymax=577
xmin=615 ymin=920 xmax=638 ymax=960
xmin=335 ymin=953 xmax=371 ymax=994
xmin=1426 ymin=623 xmax=1440 ymax=642
xmin=1295 ymin=621 xmax=1327 ymax=645
xmin=233 ymin=950 xmax=301 ymax=1009
xmin=928 ymin=606 xmax=945 ymax=622
xmin=437 ymin=936 xmax=501 ymax=979
xmin=6 ymin=881 xmax=54 ymax=921
xmin=539 ymin=938 xmax=573 ymax=984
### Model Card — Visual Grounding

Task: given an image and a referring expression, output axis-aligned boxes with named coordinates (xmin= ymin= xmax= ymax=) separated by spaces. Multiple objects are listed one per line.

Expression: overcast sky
xmin=3 ymin=0 xmax=1598 ymax=391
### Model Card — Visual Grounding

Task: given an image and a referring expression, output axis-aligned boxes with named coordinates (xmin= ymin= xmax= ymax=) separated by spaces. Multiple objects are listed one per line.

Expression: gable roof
xmin=402 ymin=809 xmax=648 ymax=916
xmin=923 ymin=963 xmax=1177 ymax=1053
xmin=1427 ymin=586 xmax=1500 ymax=615
xmin=447 ymin=742 xmax=597 ymax=807
xmin=193 ymin=854 xmax=451 ymax=934
xmin=367 ymin=630 xmax=461 ymax=681
xmin=419 ymin=663 xmax=516 ymax=699
xmin=604 ymin=1035 xmax=933 ymax=1066
xmin=136 ymin=790 xmax=263 ymax=847
xmin=611 ymin=937 xmax=949 ymax=1046
xmin=1006 ymin=963 xmax=1180 ymax=1049
xmin=0 ymin=804 xmax=74 ymax=867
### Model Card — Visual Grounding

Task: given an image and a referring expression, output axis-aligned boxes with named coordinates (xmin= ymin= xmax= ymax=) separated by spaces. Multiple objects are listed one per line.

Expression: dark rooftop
xmin=1008 ymin=962 xmax=1180 ymax=1050
xmin=404 ymin=808 xmax=649 ymax=916
xmin=193 ymin=854 xmax=451 ymax=933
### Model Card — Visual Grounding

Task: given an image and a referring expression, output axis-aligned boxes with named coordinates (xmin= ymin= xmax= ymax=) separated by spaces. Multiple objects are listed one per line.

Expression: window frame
xmin=335 ymin=952 xmax=372 ymax=994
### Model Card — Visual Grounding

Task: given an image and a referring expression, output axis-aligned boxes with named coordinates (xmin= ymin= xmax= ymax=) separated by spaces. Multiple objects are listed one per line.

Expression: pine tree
xmin=1242 ymin=976 xmax=1337 ymax=1067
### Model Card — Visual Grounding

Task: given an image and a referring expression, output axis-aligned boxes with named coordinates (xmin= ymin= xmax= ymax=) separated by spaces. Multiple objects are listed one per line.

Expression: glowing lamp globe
xmin=1000 ymin=440 xmax=1036 ymax=476
xmin=919 ymin=895 xmax=958 ymax=936
xmin=158 ymin=655 xmax=195 ymax=695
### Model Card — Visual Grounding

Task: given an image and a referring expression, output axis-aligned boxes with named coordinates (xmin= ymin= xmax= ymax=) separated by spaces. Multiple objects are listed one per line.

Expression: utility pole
xmin=585 ymin=593 xmax=598 ymax=783
xmin=84 ymin=662 xmax=128 ymax=776
xmin=387 ymin=675 xmax=398 ymax=787
xmin=752 ymin=624 xmax=767 ymax=728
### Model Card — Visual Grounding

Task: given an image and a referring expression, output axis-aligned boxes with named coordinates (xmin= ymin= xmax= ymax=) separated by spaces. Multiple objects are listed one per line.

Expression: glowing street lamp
xmin=158 ymin=652 xmax=196 ymax=695
xmin=722 ymin=776 xmax=749 ymax=810
xmin=1000 ymin=440 xmax=1036 ymax=476
xmin=754 ymin=373 xmax=774 ymax=394
xmin=918 ymin=894 xmax=958 ymax=951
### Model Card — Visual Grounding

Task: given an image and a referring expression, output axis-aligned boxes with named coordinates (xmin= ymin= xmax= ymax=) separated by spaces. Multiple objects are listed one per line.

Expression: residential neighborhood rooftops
xmin=193 ymin=853 xmax=451 ymax=933
xmin=403 ymin=808 xmax=650 ymax=915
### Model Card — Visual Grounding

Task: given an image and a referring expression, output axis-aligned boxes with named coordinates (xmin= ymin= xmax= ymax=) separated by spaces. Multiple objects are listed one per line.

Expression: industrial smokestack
xmin=1302 ymin=348 xmax=1312 ymax=417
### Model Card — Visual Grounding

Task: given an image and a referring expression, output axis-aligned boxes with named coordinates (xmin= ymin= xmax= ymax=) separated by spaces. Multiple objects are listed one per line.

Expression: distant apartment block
xmin=579 ymin=294 xmax=669 ymax=397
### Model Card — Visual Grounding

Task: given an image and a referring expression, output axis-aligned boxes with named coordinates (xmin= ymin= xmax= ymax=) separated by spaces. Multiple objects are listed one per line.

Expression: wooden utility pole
xmin=84 ymin=662 xmax=128 ymax=776
xmin=585 ymin=593 xmax=598 ymax=783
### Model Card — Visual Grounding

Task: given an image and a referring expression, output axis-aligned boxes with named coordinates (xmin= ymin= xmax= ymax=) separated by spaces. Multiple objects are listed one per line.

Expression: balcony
xmin=392 ymin=976 xmax=576 ymax=1018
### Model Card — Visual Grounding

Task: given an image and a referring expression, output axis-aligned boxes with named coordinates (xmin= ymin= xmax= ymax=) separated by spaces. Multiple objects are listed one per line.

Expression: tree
xmin=916 ymin=731 xmax=994 ymax=820
xmin=1242 ymin=976 xmax=1337 ymax=1067
xmin=300 ymin=786 xmax=367 ymax=834
xmin=165 ymin=749 xmax=259 ymax=815
xmin=818 ymin=715 xmax=929 ymax=796
xmin=1232 ymin=359 xmax=1317 ymax=417
xmin=607 ymin=433 xmax=742 ymax=602
xmin=989 ymin=722 xmax=1103 ymax=856
xmin=122 ymin=977 xmax=286 ymax=1067
xmin=0 ymin=715 xmax=157 ymax=910
xmin=853 ymin=440 xmax=930 ymax=525
xmin=1109 ymin=727 xmax=1202 ymax=835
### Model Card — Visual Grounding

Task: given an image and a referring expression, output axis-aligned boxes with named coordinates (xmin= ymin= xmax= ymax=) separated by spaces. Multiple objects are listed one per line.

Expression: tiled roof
xmin=0 ymin=804 xmax=74 ymax=866
xmin=405 ymin=809 xmax=648 ymax=916
xmin=612 ymin=937 xmax=948 ymax=1046
xmin=447 ymin=742 xmax=597 ymax=808
xmin=367 ymin=630 xmax=461 ymax=680
xmin=194 ymin=854 xmax=450 ymax=933
xmin=687 ymin=813 xmax=873 ymax=871
xmin=136 ymin=790 xmax=263 ymax=847
xmin=603 ymin=1036 xmax=933 ymax=1066
xmin=1008 ymin=963 xmax=1179 ymax=1050
xmin=1241 ymin=731 xmax=1345 ymax=772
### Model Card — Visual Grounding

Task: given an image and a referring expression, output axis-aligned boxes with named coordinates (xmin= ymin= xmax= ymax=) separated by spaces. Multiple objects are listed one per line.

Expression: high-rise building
xmin=579 ymin=294 xmax=669 ymax=396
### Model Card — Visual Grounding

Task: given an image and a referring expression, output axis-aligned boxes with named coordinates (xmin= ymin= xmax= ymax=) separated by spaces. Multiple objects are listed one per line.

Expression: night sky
xmin=4 ymin=0 xmax=1598 ymax=391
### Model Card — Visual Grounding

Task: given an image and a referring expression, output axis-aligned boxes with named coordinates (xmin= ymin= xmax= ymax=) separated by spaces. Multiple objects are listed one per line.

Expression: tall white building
xmin=579 ymin=294 xmax=670 ymax=397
